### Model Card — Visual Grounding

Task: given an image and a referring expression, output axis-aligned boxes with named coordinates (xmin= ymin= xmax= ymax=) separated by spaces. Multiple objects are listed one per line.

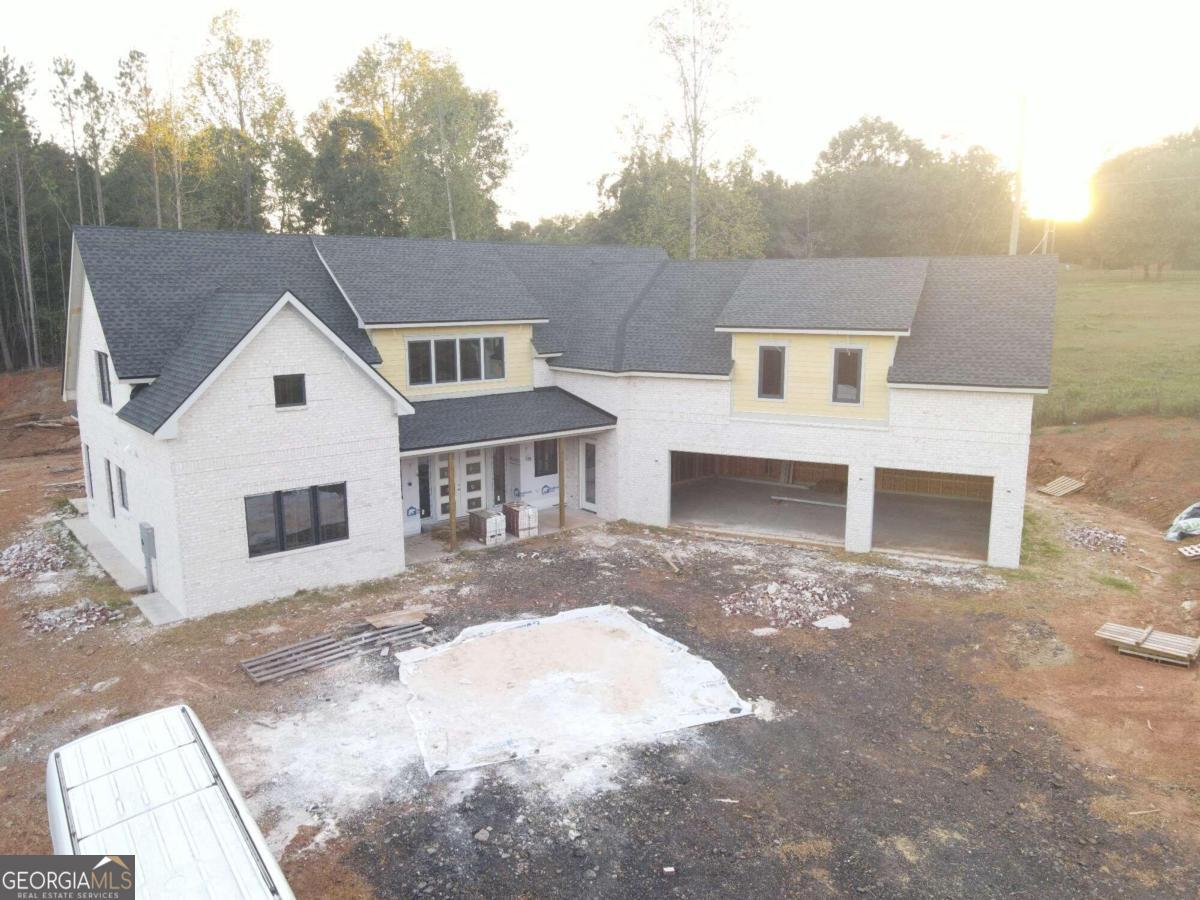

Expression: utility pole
xmin=1008 ymin=96 xmax=1026 ymax=255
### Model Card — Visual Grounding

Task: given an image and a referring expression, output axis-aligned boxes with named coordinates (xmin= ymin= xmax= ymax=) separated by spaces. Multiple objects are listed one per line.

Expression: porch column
xmin=844 ymin=463 xmax=875 ymax=554
xmin=558 ymin=437 xmax=566 ymax=528
xmin=447 ymin=451 xmax=458 ymax=550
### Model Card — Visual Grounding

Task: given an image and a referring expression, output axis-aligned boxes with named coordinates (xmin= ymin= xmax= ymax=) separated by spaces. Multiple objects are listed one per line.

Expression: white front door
xmin=436 ymin=450 xmax=487 ymax=521
xmin=580 ymin=440 xmax=598 ymax=512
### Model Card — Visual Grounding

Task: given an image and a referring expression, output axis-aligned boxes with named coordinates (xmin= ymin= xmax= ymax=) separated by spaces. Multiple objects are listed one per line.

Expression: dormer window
xmin=274 ymin=374 xmax=306 ymax=408
xmin=832 ymin=348 xmax=863 ymax=404
xmin=96 ymin=351 xmax=112 ymax=406
xmin=757 ymin=345 xmax=785 ymax=400
xmin=407 ymin=336 xmax=506 ymax=387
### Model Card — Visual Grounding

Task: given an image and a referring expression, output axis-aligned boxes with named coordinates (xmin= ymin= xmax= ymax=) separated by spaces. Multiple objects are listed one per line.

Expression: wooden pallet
xmin=1037 ymin=476 xmax=1086 ymax=497
xmin=1178 ymin=544 xmax=1200 ymax=560
xmin=241 ymin=622 xmax=431 ymax=683
xmin=1094 ymin=622 xmax=1200 ymax=667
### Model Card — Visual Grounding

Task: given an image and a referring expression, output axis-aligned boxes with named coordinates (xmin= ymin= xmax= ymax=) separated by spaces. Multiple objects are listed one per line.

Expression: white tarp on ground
xmin=397 ymin=605 xmax=752 ymax=775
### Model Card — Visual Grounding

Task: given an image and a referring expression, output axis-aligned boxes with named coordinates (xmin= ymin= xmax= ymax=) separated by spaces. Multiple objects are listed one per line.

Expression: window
xmin=406 ymin=336 xmax=506 ymax=386
xmin=117 ymin=466 xmax=128 ymax=510
xmin=408 ymin=341 xmax=433 ymax=385
xmin=96 ymin=351 xmax=112 ymax=406
xmin=832 ymin=348 xmax=863 ymax=404
xmin=758 ymin=345 xmax=786 ymax=400
xmin=459 ymin=338 xmax=482 ymax=381
xmin=103 ymin=460 xmax=115 ymax=517
xmin=244 ymin=482 xmax=349 ymax=558
xmin=434 ymin=339 xmax=458 ymax=383
xmin=484 ymin=337 xmax=505 ymax=380
xmin=534 ymin=439 xmax=558 ymax=477
xmin=83 ymin=445 xmax=93 ymax=498
xmin=274 ymin=374 xmax=306 ymax=407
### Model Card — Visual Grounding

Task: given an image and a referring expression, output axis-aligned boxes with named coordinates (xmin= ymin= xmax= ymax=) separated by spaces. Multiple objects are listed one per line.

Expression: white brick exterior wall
xmin=547 ymin=370 xmax=1033 ymax=567
xmin=73 ymin=287 xmax=406 ymax=618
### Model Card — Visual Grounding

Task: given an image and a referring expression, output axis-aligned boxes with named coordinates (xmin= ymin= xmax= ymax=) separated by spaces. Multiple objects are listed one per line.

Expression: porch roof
xmin=398 ymin=387 xmax=617 ymax=454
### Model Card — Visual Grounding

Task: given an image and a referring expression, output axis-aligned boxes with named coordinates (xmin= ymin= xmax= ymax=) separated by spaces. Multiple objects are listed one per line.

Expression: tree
xmin=0 ymin=54 xmax=39 ymax=366
xmin=305 ymin=113 xmax=400 ymax=234
xmin=813 ymin=115 xmax=935 ymax=176
xmin=116 ymin=50 xmax=162 ymax=228
xmin=652 ymin=0 xmax=734 ymax=260
xmin=1089 ymin=130 xmax=1200 ymax=276
xmin=79 ymin=72 xmax=115 ymax=225
xmin=50 ymin=58 xmax=86 ymax=224
xmin=190 ymin=10 xmax=292 ymax=229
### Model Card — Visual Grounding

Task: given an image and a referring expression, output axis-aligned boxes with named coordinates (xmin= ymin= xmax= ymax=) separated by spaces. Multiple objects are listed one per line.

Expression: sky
xmin=8 ymin=0 xmax=1199 ymax=225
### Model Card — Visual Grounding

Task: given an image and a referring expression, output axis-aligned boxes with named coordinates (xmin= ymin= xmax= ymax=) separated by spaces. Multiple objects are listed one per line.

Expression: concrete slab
xmin=134 ymin=592 xmax=185 ymax=626
xmin=397 ymin=605 xmax=751 ymax=775
xmin=873 ymin=492 xmax=990 ymax=561
xmin=671 ymin=477 xmax=846 ymax=545
xmin=62 ymin=516 xmax=147 ymax=592
xmin=404 ymin=508 xmax=604 ymax=566
xmin=68 ymin=497 xmax=88 ymax=515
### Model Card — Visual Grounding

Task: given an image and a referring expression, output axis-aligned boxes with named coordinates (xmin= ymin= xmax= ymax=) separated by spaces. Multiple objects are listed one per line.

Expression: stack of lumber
xmin=1094 ymin=622 xmax=1200 ymax=667
xmin=1037 ymin=476 xmax=1086 ymax=497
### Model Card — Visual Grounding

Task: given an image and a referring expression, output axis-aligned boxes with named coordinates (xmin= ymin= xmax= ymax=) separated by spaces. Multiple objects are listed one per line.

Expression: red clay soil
xmin=0 ymin=369 xmax=78 ymax=461
xmin=1030 ymin=417 xmax=1200 ymax=529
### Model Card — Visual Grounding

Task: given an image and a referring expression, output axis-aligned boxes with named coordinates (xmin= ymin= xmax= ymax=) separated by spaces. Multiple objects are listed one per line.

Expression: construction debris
xmin=25 ymin=599 xmax=123 ymax=635
xmin=241 ymin=619 xmax=432 ymax=684
xmin=1179 ymin=544 xmax=1200 ymax=561
xmin=1065 ymin=525 xmax=1127 ymax=553
xmin=721 ymin=577 xmax=854 ymax=629
xmin=1094 ymin=622 xmax=1200 ymax=667
xmin=1038 ymin=475 xmax=1086 ymax=497
xmin=1 ymin=532 xmax=70 ymax=579
xmin=1164 ymin=503 xmax=1200 ymax=542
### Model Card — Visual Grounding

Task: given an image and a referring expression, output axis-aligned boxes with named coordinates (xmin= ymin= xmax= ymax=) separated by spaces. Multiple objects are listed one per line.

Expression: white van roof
xmin=48 ymin=705 xmax=292 ymax=900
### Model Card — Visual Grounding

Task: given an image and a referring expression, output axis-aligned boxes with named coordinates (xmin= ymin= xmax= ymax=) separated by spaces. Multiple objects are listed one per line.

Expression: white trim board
xmin=399 ymin=424 xmax=616 ymax=458
xmin=715 ymin=326 xmax=910 ymax=337
xmin=155 ymin=292 xmax=415 ymax=440
xmin=363 ymin=318 xmax=549 ymax=330
xmin=889 ymin=382 xmax=1048 ymax=395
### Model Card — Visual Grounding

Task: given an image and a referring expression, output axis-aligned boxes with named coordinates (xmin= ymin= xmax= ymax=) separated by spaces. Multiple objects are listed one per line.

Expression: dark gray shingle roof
xmin=716 ymin=257 xmax=928 ymax=332
xmin=889 ymin=256 xmax=1057 ymax=390
xmin=399 ymin=387 xmax=616 ymax=452
xmin=75 ymin=226 xmax=379 ymax=379
xmin=313 ymin=236 xmax=666 ymax=326
xmin=117 ymin=292 xmax=281 ymax=434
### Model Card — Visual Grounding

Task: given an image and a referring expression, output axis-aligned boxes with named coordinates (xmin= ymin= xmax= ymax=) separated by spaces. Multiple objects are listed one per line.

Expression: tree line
xmin=1 ymin=3 xmax=1196 ymax=372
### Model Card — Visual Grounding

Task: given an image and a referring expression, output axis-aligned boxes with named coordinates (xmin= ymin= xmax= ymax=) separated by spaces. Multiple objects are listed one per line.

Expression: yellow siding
xmin=730 ymin=333 xmax=895 ymax=420
xmin=370 ymin=323 xmax=534 ymax=398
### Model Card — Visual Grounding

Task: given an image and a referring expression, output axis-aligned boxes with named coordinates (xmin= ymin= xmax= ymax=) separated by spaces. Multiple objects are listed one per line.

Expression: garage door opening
xmin=670 ymin=452 xmax=848 ymax=545
xmin=872 ymin=468 xmax=992 ymax=561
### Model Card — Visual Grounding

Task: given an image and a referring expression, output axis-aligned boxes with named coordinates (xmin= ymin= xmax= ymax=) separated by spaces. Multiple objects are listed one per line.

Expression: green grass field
xmin=1034 ymin=267 xmax=1200 ymax=426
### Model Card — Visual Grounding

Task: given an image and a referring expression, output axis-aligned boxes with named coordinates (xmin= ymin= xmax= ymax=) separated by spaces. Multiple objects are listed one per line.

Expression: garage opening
xmin=670 ymin=452 xmax=848 ymax=545
xmin=872 ymin=468 xmax=992 ymax=561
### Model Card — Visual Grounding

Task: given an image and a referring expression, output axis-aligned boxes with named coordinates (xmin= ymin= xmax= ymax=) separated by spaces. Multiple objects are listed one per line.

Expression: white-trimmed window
xmin=273 ymin=374 xmax=306 ymax=407
xmin=244 ymin=483 xmax=349 ymax=558
xmin=117 ymin=466 xmax=129 ymax=510
xmin=83 ymin=445 xmax=93 ymax=498
xmin=408 ymin=336 xmax=506 ymax=387
xmin=103 ymin=459 xmax=115 ymax=517
xmin=757 ymin=345 xmax=786 ymax=400
xmin=832 ymin=348 xmax=863 ymax=404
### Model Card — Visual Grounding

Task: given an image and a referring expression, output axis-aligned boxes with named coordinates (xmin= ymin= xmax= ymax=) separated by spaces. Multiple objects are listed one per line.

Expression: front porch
xmin=404 ymin=507 xmax=606 ymax=565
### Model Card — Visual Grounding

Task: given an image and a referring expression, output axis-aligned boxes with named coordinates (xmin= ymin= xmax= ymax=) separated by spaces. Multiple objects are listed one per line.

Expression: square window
xmin=758 ymin=346 xmax=785 ymax=400
xmin=466 ymin=462 xmax=481 ymax=475
xmin=408 ymin=341 xmax=433 ymax=386
xmin=832 ymin=348 xmax=863 ymax=404
xmin=274 ymin=374 xmax=306 ymax=407
xmin=534 ymin=439 xmax=558 ymax=477
xmin=245 ymin=493 xmax=279 ymax=557
xmin=435 ymin=339 xmax=458 ymax=383
xmin=467 ymin=479 xmax=481 ymax=492
xmin=280 ymin=488 xmax=315 ymax=550
xmin=459 ymin=338 xmax=482 ymax=381
xmin=484 ymin=337 xmax=505 ymax=380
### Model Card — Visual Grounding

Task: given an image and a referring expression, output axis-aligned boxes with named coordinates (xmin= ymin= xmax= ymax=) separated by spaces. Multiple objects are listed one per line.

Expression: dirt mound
xmin=0 ymin=368 xmax=78 ymax=460
xmin=1030 ymin=417 xmax=1200 ymax=528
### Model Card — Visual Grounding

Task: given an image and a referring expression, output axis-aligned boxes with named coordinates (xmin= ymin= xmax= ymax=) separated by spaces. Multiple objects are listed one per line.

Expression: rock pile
xmin=1065 ymin=525 xmax=1127 ymax=553
xmin=25 ymin=599 xmax=123 ymax=635
xmin=721 ymin=577 xmax=854 ymax=629
xmin=0 ymin=533 xmax=70 ymax=579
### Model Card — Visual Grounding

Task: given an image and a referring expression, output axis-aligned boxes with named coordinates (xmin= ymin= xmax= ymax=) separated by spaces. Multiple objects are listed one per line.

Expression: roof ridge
xmin=611 ymin=260 xmax=669 ymax=371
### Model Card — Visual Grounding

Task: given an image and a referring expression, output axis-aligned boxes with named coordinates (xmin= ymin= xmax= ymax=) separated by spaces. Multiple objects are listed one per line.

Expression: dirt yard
xmin=2 ymin=370 xmax=1199 ymax=897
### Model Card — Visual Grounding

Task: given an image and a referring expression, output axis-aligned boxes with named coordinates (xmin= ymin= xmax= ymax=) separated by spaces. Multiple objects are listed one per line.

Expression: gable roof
xmin=888 ymin=256 xmax=1057 ymax=390
xmin=118 ymin=292 xmax=411 ymax=437
xmin=312 ymin=236 xmax=666 ymax=326
xmin=74 ymin=226 xmax=380 ymax=380
xmin=716 ymin=257 xmax=928 ymax=332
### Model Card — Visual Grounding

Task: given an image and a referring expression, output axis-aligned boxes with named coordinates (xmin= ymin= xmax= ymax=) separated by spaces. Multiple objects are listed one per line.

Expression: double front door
xmin=418 ymin=447 xmax=508 ymax=523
